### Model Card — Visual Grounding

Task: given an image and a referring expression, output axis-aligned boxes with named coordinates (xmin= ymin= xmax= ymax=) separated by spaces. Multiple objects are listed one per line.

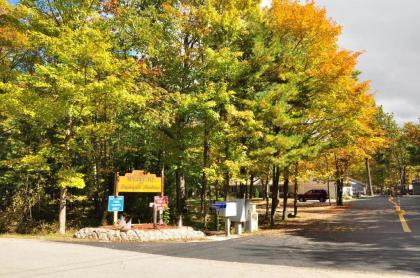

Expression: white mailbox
xmin=219 ymin=202 xmax=237 ymax=217
xmin=229 ymin=199 xmax=246 ymax=222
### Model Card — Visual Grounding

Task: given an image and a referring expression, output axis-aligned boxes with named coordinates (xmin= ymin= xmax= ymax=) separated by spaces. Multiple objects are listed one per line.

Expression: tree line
xmin=0 ymin=0 xmax=418 ymax=234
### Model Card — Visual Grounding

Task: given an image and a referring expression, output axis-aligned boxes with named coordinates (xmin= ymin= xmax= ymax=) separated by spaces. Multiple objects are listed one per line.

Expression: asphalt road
xmin=77 ymin=196 xmax=420 ymax=276
xmin=2 ymin=238 xmax=411 ymax=278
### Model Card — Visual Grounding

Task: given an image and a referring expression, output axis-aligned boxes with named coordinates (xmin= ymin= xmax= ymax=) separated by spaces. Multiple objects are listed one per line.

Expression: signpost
xmin=108 ymin=196 xmax=124 ymax=212
xmin=112 ymin=173 xmax=120 ymax=224
xmin=154 ymin=196 xmax=169 ymax=225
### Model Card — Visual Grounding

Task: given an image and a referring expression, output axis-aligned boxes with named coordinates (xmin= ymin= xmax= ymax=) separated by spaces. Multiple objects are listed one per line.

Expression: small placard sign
xmin=108 ymin=196 xmax=124 ymax=212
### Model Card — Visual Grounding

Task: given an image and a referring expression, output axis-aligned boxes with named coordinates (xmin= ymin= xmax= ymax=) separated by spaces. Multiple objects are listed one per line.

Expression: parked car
xmin=298 ymin=189 xmax=328 ymax=202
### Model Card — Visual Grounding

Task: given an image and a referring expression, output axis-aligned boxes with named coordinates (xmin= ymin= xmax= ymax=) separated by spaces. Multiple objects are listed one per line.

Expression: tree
xmin=1 ymin=0 xmax=148 ymax=233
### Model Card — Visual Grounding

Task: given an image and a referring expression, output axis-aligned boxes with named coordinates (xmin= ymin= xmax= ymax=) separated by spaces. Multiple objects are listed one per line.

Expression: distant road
xmin=1 ymin=196 xmax=419 ymax=278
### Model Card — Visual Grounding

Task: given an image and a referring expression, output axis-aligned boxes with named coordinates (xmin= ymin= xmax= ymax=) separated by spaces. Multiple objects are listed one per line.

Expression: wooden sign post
xmin=113 ymin=169 xmax=164 ymax=226
xmin=113 ymin=172 xmax=119 ymax=224
xmin=159 ymin=164 xmax=165 ymax=224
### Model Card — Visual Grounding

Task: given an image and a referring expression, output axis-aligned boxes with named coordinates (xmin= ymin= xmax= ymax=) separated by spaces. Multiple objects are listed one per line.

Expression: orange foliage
xmin=102 ymin=0 xmax=120 ymax=15
xmin=0 ymin=2 xmax=28 ymax=50
xmin=270 ymin=0 xmax=341 ymax=56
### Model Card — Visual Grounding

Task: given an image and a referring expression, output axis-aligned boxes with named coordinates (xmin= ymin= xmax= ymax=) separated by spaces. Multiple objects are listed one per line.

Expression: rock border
xmin=74 ymin=227 xmax=205 ymax=242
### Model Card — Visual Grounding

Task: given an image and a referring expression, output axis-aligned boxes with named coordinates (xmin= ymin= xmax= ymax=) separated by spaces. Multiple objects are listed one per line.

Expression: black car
xmin=298 ymin=189 xmax=328 ymax=202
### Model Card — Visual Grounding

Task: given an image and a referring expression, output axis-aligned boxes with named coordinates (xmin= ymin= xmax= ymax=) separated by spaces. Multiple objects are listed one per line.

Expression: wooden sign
xmin=154 ymin=196 xmax=169 ymax=210
xmin=117 ymin=170 xmax=161 ymax=193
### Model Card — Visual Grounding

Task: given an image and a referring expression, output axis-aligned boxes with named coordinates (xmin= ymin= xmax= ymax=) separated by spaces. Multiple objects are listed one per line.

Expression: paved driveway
xmin=75 ymin=196 xmax=420 ymax=276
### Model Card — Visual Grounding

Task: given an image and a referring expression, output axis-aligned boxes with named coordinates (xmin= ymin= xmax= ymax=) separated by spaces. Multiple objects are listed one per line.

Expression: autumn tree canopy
xmin=1 ymin=0 xmax=410 ymax=233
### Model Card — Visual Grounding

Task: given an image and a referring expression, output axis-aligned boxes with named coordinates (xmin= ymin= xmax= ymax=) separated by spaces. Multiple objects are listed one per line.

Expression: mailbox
xmin=211 ymin=199 xmax=259 ymax=236
xmin=219 ymin=202 xmax=237 ymax=217
xmin=229 ymin=199 xmax=246 ymax=222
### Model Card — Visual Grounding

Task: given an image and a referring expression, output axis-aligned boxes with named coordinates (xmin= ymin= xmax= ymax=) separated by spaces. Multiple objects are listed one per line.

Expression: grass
xmin=0 ymin=230 xmax=77 ymax=241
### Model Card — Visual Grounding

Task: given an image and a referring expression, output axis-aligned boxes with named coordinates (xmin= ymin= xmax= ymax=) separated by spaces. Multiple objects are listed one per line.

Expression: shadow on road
xmin=71 ymin=197 xmax=420 ymax=276
xmin=233 ymin=197 xmax=420 ymax=275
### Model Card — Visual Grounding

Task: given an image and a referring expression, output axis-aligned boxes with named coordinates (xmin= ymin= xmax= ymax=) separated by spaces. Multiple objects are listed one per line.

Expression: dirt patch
xmin=255 ymin=201 xmax=352 ymax=236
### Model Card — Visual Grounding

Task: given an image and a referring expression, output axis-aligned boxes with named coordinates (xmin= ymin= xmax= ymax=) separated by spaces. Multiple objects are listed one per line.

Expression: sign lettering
xmin=117 ymin=170 xmax=161 ymax=193
xmin=108 ymin=196 xmax=124 ymax=212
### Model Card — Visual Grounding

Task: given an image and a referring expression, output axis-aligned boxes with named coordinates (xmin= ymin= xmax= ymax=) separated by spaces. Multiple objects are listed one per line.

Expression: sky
xmin=264 ymin=0 xmax=420 ymax=125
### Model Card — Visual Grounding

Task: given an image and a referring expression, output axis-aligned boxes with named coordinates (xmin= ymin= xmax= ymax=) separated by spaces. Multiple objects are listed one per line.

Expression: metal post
xmin=113 ymin=172 xmax=119 ymax=225
xmin=365 ymin=158 xmax=373 ymax=196
xmin=159 ymin=209 xmax=163 ymax=225
xmin=159 ymin=160 xmax=165 ymax=225
xmin=225 ymin=218 xmax=231 ymax=236
xmin=153 ymin=204 xmax=157 ymax=227
xmin=235 ymin=222 xmax=242 ymax=235
xmin=161 ymin=158 xmax=165 ymax=197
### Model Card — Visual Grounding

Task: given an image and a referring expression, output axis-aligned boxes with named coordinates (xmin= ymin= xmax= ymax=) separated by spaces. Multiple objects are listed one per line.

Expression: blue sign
xmin=211 ymin=202 xmax=226 ymax=209
xmin=108 ymin=196 xmax=124 ymax=212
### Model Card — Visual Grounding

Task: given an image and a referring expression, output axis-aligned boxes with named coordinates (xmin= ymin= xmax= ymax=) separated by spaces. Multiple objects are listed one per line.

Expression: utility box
xmin=245 ymin=202 xmax=258 ymax=232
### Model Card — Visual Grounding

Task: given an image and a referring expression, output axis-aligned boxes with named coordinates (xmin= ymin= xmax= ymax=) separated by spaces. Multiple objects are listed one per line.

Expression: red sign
xmin=154 ymin=196 xmax=168 ymax=210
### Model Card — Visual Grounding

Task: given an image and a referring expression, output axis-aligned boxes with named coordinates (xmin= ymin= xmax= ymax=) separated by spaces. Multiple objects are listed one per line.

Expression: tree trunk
xmin=335 ymin=155 xmax=344 ymax=206
xmin=365 ymin=157 xmax=373 ymax=196
xmin=325 ymin=155 xmax=332 ymax=205
xmin=239 ymin=183 xmax=245 ymax=198
xmin=282 ymin=167 xmax=289 ymax=221
xmin=200 ymin=123 xmax=210 ymax=219
xmin=176 ymin=169 xmax=186 ymax=227
xmin=59 ymin=187 xmax=67 ymax=234
xmin=293 ymin=163 xmax=298 ymax=217
xmin=327 ymin=179 xmax=331 ymax=205
xmin=270 ymin=166 xmax=280 ymax=226
xmin=400 ymin=166 xmax=406 ymax=194
xmin=249 ymin=175 xmax=254 ymax=199
xmin=238 ymin=167 xmax=246 ymax=198
xmin=264 ymin=179 xmax=270 ymax=221
xmin=59 ymin=105 xmax=73 ymax=234
xmin=245 ymin=182 xmax=248 ymax=198
xmin=215 ymin=181 xmax=219 ymax=200
xmin=223 ymin=171 xmax=229 ymax=201
xmin=336 ymin=173 xmax=343 ymax=206
xmin=25 ymin=174 xmax=32 ymax=220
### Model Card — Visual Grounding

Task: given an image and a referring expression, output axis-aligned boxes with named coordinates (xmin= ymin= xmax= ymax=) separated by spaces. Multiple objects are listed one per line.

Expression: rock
xmin=74 ymin=226 xmax=205 ymax=242
xmin=126 ymin=230 xmax=138 ymax=241
xmin=134 ymin=229 xmax=142 ymax=237
xmin=96 ymin=228 xmax=106 ymax=234
xmin=120 ymin=232 xmax=128 ymax=241
xmin=92 ymin=232 xmax=99 ymax=239
xmin=99 ymin=232 xmax=108 ymax=241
